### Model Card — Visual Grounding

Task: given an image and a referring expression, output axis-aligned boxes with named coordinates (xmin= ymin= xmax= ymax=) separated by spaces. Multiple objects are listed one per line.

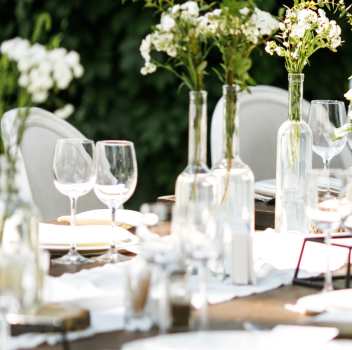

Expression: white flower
xmin=140 ymin=34 xmax=151 ymax=62
xmin=141 ymin=61 xmax=157 ymax=75
xmin=161 ymin=14 xmax=176 ymax=32
xmin=18 ymin=74 xmax=29 ymax=88
xmin=331 ymin=36 xmax=341 ymax=48
xmin=53 ymin=63 xmax=73 ymax=89
xmin=212 ymin=9 xmax=222 ymax=17
xmin=166 ymin=47 xmax=177 ymax=57
xmin=291 ymin=23 xmax=306 ymax=38
xmin=239 ymin=7 xmax=249 ymax=16
xmin=171 ymin=4 xmax=180 ymax=14
xmin=181 ymin=1 xmax=199 ymax=18
xmin=54 ymin=104 xmax=74 ymax=119
xmin=279 ymin=22 xmax=286 ymax=30
xmin=344 ymin=89 xmax=352 ymax=101
xmin=31 ymin=90 xmax=48 ymax=104
xmin=65 ymin=51 xmax=80 ymax=67
xmin=283 ymin=41 xmax=289 ymax=47
xmin=73 ymin=64 xmax=84 ymax=78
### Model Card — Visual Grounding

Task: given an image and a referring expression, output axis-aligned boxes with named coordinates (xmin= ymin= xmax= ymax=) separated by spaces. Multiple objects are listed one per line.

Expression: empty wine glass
xmin=308 ymin=101 xmax=347 ymax=198
xmin=52 ymin=139 xmax=96 ymax=265
xmin=305 ymin=169 xmax=348 ymax=292
xmin=94 ymin=140 xmax=137 ymax=263
xmin=179 ymin=202 xmax=224 ymax=330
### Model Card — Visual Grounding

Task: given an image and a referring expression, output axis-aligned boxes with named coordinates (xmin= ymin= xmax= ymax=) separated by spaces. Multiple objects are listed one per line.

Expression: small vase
xmin=211 ymin=85 xmax=255 ymax=284
xmin=275 ymin=74 xmax=313 ymax=235
xmin=175 ymin=91 xmax=217 ymax=209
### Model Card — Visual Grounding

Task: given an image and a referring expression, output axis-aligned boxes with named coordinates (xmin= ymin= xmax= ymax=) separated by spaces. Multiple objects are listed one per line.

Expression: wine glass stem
xmin=198 ymin=260 xmax=209 ymax=331
xmin=69 ymin=195 xmax=77 ymax=251
xmin=323 ymin=230 xmax=333 ymax=292
xmin=110 ymin=206 xmax=116 ymax=249
xmin=323 ymin=158 xmax=331 ymax=197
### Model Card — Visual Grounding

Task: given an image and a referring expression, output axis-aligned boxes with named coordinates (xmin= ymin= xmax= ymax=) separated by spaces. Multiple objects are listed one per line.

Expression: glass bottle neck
xmin=221 ymin=85 xmax=239 ymax=159
xmin=288 ymin=73 xmax=304 ymax=122
xmin=188 ymin=91 xmax=207 ymax=166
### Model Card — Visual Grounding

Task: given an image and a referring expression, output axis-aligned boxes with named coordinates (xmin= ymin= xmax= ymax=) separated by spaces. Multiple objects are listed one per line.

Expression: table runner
xmin=11 ymin=229 xmax=350 ymax=349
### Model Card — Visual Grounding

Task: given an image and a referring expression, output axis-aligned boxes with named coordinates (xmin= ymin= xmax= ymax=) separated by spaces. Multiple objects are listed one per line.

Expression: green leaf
xmin=332 ymin=123 xmax=352 ymax=141
xmin=197 ymin=61 xmax=207 ymax=72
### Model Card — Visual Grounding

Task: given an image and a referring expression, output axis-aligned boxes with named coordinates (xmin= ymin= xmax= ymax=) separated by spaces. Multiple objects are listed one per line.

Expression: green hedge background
xmin=1 ymin=0 xmax=351 ymax=210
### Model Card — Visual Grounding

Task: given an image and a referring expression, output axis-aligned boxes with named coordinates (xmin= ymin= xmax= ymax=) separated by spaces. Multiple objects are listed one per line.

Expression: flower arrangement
xmin=0 ymin=16 xmax=84 ymax=159
xmin=140 ymin=0 xmax=210 ymax=91
xmin=264 ymin=1 xmax=351 ymax=167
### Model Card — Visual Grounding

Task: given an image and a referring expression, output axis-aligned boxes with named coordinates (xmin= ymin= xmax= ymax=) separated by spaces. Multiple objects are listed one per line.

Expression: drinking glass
xmin=94 ymin=140 xmax=137 ymax=262
xmin=308 ymin=101 xmax=347 ymax=198
xmin=179 ymin=202 xmax=224 ymax=330
xmin=305 ymin=169 xmax=348 ymax=292
xmin=137 ymin=203 xmax=182 ymax=334
xmin=52 ymin=139 xmax=96 ymax=265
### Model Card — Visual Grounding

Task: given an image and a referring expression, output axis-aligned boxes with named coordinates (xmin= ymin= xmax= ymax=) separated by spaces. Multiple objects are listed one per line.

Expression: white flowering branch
xmin=265 ymin=1 xmax=351 ymax=73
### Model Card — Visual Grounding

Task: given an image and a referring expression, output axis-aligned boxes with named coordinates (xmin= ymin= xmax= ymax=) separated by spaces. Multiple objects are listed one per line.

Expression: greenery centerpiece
xmin=264 ymin=0 xmax=351 ymax=234
xmin=138 ymin=0 xmax=217 ymax=206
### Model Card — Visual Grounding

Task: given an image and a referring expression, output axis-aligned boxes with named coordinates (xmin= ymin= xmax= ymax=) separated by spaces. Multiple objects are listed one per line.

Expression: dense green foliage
xmin=1 ymin=0 xmax=351 ymax=210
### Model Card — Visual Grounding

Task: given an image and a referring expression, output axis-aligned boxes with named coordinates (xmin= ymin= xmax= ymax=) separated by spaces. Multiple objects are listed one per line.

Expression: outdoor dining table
xmin=26 ymin=203 xmax=341 ymax=350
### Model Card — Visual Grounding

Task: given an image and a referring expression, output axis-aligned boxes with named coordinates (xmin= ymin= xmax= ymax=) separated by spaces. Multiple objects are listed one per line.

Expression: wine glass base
xmin=94 ymin=248 xmax=129 ymax=263
xmin=51 ymin=249 xmax=94 ymax=265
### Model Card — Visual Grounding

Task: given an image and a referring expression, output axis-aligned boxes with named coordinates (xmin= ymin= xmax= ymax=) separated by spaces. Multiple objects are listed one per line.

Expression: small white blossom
xmin=161 ymin=14 xmax=176 ymax=32
xmin=345 ymin=89 xmax=352 ymax=101
xmin=239 ymin=8 xmax=249 ymax=16
xmin=54 ymin=104 xmax=74 ymax=119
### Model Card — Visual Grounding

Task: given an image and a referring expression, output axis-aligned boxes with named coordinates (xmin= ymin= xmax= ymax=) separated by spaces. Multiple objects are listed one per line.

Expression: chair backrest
xmin=210 ymin=85 xmax=352 ymax=181
xmin=2 ymin=107 xmax=105 ymax=222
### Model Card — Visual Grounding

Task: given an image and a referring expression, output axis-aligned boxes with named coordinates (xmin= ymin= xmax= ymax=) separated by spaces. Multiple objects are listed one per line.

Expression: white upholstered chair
xmin=210 ymin=85 xmax=352 ymax=181
xmin=1 ymin=107 xmax=106 ymax=222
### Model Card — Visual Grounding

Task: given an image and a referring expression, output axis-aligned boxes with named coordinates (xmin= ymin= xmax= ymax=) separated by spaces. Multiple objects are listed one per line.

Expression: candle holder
xmin=293 ymin=235 xmax=352 ymax=289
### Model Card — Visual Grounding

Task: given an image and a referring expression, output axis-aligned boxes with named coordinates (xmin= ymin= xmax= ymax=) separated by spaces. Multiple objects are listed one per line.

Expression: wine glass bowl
xmin=94 ymin=140 xmax=138 ymax=263
xmin=52 ymin=139 xmax=96 ymax=265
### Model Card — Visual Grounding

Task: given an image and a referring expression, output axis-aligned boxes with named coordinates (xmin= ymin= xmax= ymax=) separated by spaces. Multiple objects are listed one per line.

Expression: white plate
xmin=57 ymin=209 xmax=142 ymax=228
xmin=39 ymin=223 xmax=139 ymax=252
xmin=121 ymin=328 xmax=339 ymax=350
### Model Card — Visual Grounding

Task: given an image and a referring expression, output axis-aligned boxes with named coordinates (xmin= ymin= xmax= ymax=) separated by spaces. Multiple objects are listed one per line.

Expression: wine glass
xmin=305 ymin=169 xmax=349 ymax=292
xmin=308 ymin=100 xmax=347 ymax=198
xmin=52 ymin=139 xmax=96 ymax=265
xmin=178 ymin=202 xmax=224 ymax=330
xmin=94 ymin=140 xmax=137 ymax=263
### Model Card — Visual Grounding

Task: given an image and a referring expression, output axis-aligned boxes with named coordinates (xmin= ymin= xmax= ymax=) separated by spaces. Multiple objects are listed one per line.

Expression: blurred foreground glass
xmin=94 ymin=141 xmax=137 ymax=263
xmin=179 ymin=203 xmax=223 ymax=330
xmin=0 ymin=246 xmax=36 ymax=350
xmin=137 ymin=203 xmax=186 ymax=334
xmin=306 ymin=169 xmax=349 ymax=292
xmin=52 ymin=139 xmax=96 ymax=265
xmin=308 ymin=101 xmax=347 ymax=199
xmin=124 ymin=261 xmax=153 ymax=332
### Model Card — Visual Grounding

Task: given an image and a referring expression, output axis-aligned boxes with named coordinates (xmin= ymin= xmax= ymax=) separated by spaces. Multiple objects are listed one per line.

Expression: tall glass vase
xmin=211 ymin=85 xmax=255 ymax=284
xmin=0 ymin=156 xmax=40 ymax=311
xmin=275 ymin=74 xmax=313 ymax=235
xmin=175 ymin=91 xmax=217 ymax=210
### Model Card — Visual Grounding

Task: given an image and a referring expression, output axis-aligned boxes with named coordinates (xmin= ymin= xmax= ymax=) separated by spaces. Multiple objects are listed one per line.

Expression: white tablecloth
xmin=11 ymin=229 xmax=350 ymax=349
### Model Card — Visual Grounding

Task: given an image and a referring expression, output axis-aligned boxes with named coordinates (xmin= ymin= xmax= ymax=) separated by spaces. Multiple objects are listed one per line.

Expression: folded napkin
xmin=255 ymin=179 xmax=276 ymax=197
xmin=57 ymin=209 xmax=142 ymax=229
xmin=39 ymin=223 xmax=139 ymax=248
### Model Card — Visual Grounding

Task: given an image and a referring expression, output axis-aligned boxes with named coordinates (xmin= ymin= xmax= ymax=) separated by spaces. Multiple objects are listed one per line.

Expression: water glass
xmin=52 ymin=139 xmax=96 ymax=265
xmin=308 ymin=101 xmax=347 ymax=198
xmin=94 ymin=140 xmax=138 ymax=262
xmin=124 ymin=262 xmax=153 ymax=332
xmin=306 ymin=169 xmax=348 ymax=292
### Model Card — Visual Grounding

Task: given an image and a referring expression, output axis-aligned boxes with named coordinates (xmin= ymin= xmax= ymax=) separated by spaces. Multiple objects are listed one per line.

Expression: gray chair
xmin=210 ymin=85 xmax=352 ymax=181
xmin=2 ymin=107 xmax=106 ymax=222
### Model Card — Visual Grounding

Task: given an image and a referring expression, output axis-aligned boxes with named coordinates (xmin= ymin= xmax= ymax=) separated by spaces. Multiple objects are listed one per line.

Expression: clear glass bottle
xmin=211 ymin=85 xmax=255 ymax=285
xmin=275 ymin=74 xmax=313 ymax=235
xmin=175 ymin=91 xmax=217 ymax=209
xmin=211 ymin=85 xmax=254 ymax=231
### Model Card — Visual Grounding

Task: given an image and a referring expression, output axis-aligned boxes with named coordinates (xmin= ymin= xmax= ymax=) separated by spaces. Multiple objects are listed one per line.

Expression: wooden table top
xmin=32 ymin=218 xmax=341 ymax=350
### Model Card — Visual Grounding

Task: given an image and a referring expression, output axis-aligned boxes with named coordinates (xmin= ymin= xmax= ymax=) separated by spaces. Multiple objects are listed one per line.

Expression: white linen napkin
xmin=255 ymin=179 xmax=276 ymax=197
xmin=39 ymin=223 xmax=139 ymax=248
xmin=57 ymin=209 xmax=142 ymax=229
